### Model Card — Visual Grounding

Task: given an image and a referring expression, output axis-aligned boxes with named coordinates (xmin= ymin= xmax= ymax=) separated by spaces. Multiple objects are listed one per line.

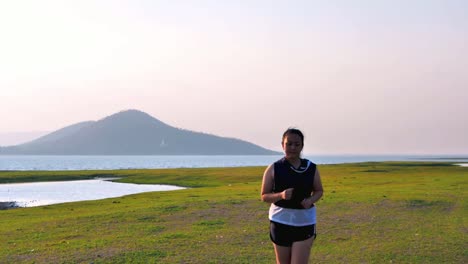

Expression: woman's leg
xmin=273 ymin=244 xmax=292 ymax=264
xmin=290 ymin=237 xmax=314 ymax=264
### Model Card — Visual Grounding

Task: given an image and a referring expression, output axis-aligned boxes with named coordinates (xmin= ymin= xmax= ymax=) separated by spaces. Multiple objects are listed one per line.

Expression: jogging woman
xmin=261 ymin=128 xmax=324 ymax=264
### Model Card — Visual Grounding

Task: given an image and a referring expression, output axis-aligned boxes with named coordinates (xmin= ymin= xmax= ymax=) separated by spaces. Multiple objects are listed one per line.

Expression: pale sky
xmin=1 ymin=0 xmax=467 ymax=154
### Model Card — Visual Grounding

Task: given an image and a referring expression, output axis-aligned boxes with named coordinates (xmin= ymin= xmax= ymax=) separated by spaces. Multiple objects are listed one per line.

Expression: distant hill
xmin=0 ymin=110 xmax=280 ymax=155
xmin=0 ymin=131 xmax=50 ymax=146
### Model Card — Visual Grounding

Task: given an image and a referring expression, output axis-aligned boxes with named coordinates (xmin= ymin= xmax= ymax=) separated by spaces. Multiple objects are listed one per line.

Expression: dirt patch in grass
xmin=386 ymin=163 xmax=454 ymax=167
xmin=405 ymin=199 xmax=455 ymax=212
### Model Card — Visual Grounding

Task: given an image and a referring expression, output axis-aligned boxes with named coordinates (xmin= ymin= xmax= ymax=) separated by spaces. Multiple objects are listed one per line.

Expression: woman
xmin=261 ymin=128 xmax=324 ymax=264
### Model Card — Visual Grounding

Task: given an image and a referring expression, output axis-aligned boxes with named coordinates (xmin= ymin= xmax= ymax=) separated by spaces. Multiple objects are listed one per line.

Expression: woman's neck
xmin=286 ymin=156 xmax=301 ymax=168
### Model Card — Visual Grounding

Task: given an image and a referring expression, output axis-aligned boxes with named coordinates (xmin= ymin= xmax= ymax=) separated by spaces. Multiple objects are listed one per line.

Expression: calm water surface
xmin=1 ymin=154 xmax=466 ymax=171
xmin=0 ymin=179 xmax=185 ymax=207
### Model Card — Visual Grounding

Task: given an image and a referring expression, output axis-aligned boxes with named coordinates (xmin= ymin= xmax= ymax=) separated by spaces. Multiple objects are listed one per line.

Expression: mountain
xmin=0 ymin=110 xmax=280 ymax=155
xmin=22 ymin=121 xmax=95 ymax=146
xmin=0 ymin=131 xmax=50 ymax=146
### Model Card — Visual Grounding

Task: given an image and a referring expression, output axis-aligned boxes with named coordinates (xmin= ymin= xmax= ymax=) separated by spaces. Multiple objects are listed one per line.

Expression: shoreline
xmin=2 ymin=155 xmax=468 ymax=171
xmin=1 ymin=162 xmax=466 ymax=210
xmin=0 ymin=201 xmax=18 ymax=210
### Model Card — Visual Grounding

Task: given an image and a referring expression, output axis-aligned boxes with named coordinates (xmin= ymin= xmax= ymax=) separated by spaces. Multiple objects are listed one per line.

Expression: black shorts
xmin=269 ymin=221 xmax=316 ymax=247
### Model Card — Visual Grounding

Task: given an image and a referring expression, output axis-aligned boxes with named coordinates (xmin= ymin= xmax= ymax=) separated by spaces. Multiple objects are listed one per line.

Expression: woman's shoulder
xmin=274 ymin=157 xmax=287 ymax=164
xmin=301 ymin=159 xmax=317 ymax=171
xmin=301 ymin=158 xmax=315 ymax=164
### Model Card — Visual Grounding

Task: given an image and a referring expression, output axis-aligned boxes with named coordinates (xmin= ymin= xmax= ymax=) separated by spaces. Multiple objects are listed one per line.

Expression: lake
xmin=1 ymin=154 xmax=467 ymax=171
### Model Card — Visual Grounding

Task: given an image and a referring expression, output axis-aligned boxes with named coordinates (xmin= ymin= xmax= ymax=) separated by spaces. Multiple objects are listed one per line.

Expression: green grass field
xmin=0 ymin=162 xmax=467 ymax=263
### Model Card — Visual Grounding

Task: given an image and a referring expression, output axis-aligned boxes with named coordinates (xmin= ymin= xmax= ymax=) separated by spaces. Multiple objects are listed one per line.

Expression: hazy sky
xmin=1 ymin=1 xmax=467 ymax=154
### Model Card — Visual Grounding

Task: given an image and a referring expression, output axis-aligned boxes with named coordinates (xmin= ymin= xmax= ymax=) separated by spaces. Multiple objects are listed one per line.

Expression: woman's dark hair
xmin=282 ymin=128 xmax=304 ymax=145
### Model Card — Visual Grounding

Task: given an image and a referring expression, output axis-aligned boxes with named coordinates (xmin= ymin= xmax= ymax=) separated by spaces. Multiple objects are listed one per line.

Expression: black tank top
xmin=273 ymin=158 xmax=316 ymax=209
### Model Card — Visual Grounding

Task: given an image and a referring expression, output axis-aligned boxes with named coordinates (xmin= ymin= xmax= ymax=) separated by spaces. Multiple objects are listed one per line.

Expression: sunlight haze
xmin=1 ymin=1 xmax=467 ymax=154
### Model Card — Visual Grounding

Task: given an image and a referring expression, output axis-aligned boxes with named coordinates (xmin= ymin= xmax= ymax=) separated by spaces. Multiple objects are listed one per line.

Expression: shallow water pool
xmin=0 ymin=179 xmax=185 ymax=207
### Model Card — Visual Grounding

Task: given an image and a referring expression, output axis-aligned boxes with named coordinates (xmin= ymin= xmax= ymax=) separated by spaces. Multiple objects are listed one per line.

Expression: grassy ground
xmin=0 ymin=162 xmax=467 ymax=263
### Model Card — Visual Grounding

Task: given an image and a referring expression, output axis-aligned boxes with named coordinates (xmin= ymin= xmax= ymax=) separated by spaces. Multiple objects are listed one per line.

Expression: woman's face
xmin=282 ymin=133 xmax=303 ymax=159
